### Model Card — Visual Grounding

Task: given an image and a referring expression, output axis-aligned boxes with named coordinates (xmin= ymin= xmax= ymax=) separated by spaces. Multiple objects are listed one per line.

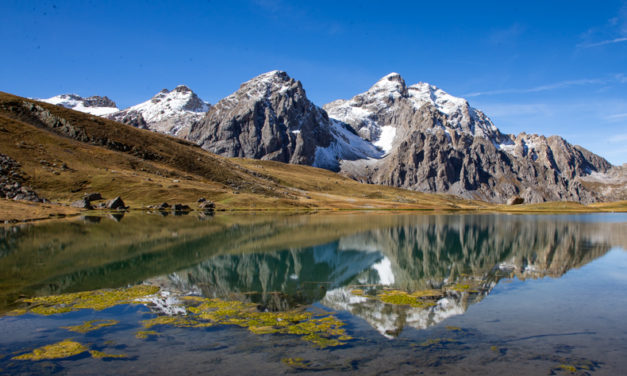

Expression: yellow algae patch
xmin=135 ymin=330 xmax=160 ymax=339
xmin=62 ymin=319 xmax=119 ymax=333
xmin=12 ymin=340 xmax=88 ymax=360
xmin=88 ymin=350 xmax=127 ymax=359
xmin=377 ymin=290 xmax=437 ymax=308
xmin=141 ymin=315 xmax=212 ymax=329
xmin=410 ymin=289 xmax=444 ymax=298
xmin=281 ymin=357 xmax=310 ymax=368
xmin=449 ymin=283 xmax=479 ymax=293
xmin=18 ymin=285 xmax=160 ymax=315
xmin=557 ymin=364 xmax=577 ymax=373
xmin=419 ymin=338 xmax=459 ymax=347
xmin=143 ymin=297 xmax=351 ymax=348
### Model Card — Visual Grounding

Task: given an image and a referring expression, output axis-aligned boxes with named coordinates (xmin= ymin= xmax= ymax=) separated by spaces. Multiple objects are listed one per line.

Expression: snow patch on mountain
xmin=313 ymin=119 xmax=384 ymax=170
xmin=373 ymin=126 xmax=396 ymax=154
xmin=39 ymin=94 xmax=119 ymax=116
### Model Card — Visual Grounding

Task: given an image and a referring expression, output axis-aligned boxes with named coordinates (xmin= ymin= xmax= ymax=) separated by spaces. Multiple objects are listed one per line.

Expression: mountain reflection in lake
xmin=0 ymin=213 xmax=626 ymax=375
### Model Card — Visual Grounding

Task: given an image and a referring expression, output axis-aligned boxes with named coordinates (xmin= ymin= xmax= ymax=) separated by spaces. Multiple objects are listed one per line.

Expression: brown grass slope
xmin=0 ymin=91 xmax=489 ymax=216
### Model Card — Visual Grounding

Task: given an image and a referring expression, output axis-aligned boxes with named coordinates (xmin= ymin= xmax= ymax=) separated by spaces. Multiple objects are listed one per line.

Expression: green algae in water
xmin=87 ymin=350 xmax=127 ymax=359
xmin=12 ymin=340 xmax=127 ymax=361
xmin=449 ymin=283 xmax=480 ymax=293
xmin=281 ymin=357 xmax=311 ymax=368
xmin=62 ymin=319 xmax=119 ymax=333
xmin=143 ymin=296 xmax=352 ymax=348
xmin=377 ymin=290 xmax=437 ymax=308
xmin=14 ymin=285 xmax=160 ymax=315
xmin=418 ymin=338 xmax=460 ymax=348
xmin=135 ymin=330 xmax=160 ymax=339
xmin=558 ymin=364 xmax=577 ymax=373
xmin=12 ymin=340 xmax=88 ymax=360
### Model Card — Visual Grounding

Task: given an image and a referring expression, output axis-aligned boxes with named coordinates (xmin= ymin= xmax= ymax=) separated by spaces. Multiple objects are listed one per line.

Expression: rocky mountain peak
xmin=83 ymin=95 xmax=117 ymax=108
xmin=232 ymin=70 xmax=303 ymax=105
xmin=173 ymin=84 xmax=192 ymax=93
xmin=369 ymin=72 xmax=408 ymax=96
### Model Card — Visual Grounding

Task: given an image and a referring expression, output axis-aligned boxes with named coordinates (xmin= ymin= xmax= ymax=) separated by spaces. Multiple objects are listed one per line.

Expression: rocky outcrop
xmin=0 ymin=154 xmax=44 ymax=203
xmin=577 ymin=163 xmax=627 ymax=202
xmin=106 ymin=196 xmax=127 ymax=210
xmin=188 ymin=71 xmax=381 ymax=171
xmin=108 ymin=85 xmax=210 ymax=138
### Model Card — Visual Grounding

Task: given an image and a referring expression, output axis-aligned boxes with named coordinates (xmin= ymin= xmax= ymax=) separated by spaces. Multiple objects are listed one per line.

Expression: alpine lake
xmin=0 ymin=211 xmax=626 ymax=375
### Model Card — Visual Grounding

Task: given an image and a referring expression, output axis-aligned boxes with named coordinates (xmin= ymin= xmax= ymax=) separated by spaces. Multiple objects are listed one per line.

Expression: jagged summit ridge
xmin=324 ymin=72 xmax=506 ymax=146
xmin=108 ymin=85 xmax=210 ymax=138
xmin=38 ymin=94 xmax=119 ymax=116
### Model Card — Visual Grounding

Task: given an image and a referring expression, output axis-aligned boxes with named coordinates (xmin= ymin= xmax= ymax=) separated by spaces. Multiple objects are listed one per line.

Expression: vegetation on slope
xmin=0 ymin=91 xmax=485 ymax=219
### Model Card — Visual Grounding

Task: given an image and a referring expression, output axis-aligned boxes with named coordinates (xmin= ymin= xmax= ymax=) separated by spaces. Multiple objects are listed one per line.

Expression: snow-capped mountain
xmin=38 ymin=94 xmax=119 ymax=116
xmin=108 ymin=85 xmax=210 ymax=138
xmin=188 ymin=70 xmax=381 ymax=171
xmin=324 ymin=73 xmax=612 ymax=203
xmin=324 ymin=73 xmax=509 ymax=150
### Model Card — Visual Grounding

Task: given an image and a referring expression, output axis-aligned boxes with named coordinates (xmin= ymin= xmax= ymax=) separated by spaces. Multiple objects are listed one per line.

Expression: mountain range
xmin=37 ymin=71 xmax=626 ymax=204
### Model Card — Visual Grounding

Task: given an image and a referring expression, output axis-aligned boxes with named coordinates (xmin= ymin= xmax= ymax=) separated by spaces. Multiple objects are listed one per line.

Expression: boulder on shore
xmin=83 ymin=192 xmax=102 ymax=202
xmin=71 ymin=199 xmax=93 ymax=209
xmin=107 ymin=196 xmax=127 ymax=210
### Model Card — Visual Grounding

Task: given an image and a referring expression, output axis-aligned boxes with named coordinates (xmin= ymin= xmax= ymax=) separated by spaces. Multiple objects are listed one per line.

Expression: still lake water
xmin=0 ymin=212 xmax=625 ymax=375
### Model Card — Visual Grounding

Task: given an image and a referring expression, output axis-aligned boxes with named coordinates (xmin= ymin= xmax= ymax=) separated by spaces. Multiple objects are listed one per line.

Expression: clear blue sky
xmin=2 ymin=0 xmax=626 ymax=164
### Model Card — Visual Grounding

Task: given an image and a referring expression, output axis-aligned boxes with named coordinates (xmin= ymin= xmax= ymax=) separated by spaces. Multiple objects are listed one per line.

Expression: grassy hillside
xmin=0 ymin=91 xmax=624 ymax=221
xmin=0 ymin=92 xmax=484 ymax=217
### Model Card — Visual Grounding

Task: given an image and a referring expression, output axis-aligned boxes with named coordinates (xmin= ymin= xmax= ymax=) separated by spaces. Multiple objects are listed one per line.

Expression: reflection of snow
xmin=321 ymin=287 xmax=485 ymax=339
xmin=372 ymin=257 xmax=395 ymax=285
xmin=137 ymin=289 xmax=187 ymax=316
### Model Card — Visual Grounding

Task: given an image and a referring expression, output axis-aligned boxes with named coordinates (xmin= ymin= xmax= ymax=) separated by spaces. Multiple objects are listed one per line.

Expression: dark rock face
xmin=109 ymin=110 xmax=149 ymax=130
xmin=0 ymin=154 xmax=44 ymax=203
xmin=83 ymin=96 xmax=117 ymax=108
xmin=188 ymin=71 xmax=334 ymax=167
